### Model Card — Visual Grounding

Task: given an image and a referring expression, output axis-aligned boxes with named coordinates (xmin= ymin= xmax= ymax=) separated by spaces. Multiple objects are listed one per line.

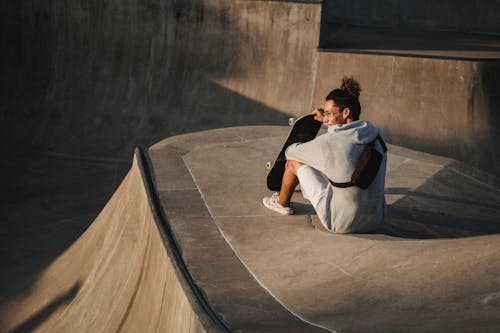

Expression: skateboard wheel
xmin=288 ymin=118 xmax=295 ymax=126
xmin=266 ymin=161 xmax=271 ymax=170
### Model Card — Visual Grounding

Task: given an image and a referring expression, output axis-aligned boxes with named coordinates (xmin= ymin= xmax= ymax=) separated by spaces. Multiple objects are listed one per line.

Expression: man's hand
xmin=312 ymin=108 xmax=324 ymax=122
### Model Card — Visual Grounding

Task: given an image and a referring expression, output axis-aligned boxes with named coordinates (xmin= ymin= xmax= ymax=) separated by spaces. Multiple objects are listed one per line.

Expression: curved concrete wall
xmin=0 ymin=146 xmax=334 ymax=333
xmin=1 ymin=0 xmax=321 ymax=158
xmin=0 ymin=152 xmax=213 ymax=332
xmin=1 ymin=0 xmax=498 ymax=174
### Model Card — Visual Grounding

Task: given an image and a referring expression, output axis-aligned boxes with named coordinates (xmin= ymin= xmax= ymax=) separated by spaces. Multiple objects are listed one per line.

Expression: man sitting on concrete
xmin=263 ymin=77 xmax=387 ymax=233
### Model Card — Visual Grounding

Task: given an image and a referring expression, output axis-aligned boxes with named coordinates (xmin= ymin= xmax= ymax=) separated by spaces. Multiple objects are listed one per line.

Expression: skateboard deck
xmin=266 ymin=114 xmax=322 ymax=191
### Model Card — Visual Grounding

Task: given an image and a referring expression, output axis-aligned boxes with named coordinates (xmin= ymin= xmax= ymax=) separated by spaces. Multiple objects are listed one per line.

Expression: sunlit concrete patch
xmin=183 ymin=136 xmax=314 ymax=218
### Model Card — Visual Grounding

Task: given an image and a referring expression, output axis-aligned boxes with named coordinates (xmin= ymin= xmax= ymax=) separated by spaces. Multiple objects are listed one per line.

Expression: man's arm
xmin=285 ymin=135 xmax=325 ymax=171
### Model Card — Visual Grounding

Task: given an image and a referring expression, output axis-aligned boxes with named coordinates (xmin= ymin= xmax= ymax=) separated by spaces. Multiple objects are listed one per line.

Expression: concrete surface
xmin=0 ymin=153 xmax=129 ymax=307
xmin=319 ymin=24 xmax=500 ymax=60
xmin=2 ymin=0 xmax=500 ymax=331
xmin=316 ymin=1 xmax=500 ymax=174
xmin=149 ymin=126 xmax=500 ymax=332
xmin=1 ymin=0 xmax=321 ymax=158
xmin=312 ymin=52 xmax=500 ymax=175
xmin=1 ymin=125 xmax=499 ymax=332
xmin=322 ymin=0 xmax=500 ymax=35
xmin=0 ymin=146 xmax=332 ymax=333
xmin=2 ymin=0 xmax=499 ymax=173
xmin=1 ymin=152 xmax=212 ymax=333
xmin=1 ymin=2 xmax=324 ymax=326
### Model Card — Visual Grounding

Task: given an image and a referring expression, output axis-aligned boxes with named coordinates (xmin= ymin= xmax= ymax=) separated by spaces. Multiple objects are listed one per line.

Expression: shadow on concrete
xmin=480 ymin=62 xmax=500 ymax=174
xmin=319 ymin=0 xmax=500 ymax=60
xmin=385 ymin=187 xmax=500 ymax=210
xmin=381 ymin=167 xmax=500 ymax=239
xmin=0 ymin=154 xmax=128 ymax=306
xmin=319 ymin=24 xmax=500 ymax=59
xmin=7 ymin=282 xmax=81 ymax=333
xmin=292 ymin=201 xmax=316 ymax=216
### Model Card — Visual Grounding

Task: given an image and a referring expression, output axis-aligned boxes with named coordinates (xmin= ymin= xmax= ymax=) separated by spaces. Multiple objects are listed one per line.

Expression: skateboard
xmin=266 ymin=114 xmax=322 ymax=191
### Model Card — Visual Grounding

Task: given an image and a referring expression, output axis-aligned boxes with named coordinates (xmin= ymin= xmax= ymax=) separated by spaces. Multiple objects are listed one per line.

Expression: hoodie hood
xmin=328 ymin=120 xmax=380 ymax=144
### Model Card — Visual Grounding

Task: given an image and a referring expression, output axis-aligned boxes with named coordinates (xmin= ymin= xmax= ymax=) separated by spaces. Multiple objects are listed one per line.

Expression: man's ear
xmin=343 ymin=107 xmax=351 ymax=119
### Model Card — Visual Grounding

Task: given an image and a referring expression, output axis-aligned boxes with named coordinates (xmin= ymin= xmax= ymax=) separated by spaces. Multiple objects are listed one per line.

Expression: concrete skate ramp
xmin=148 ymin=126 xmax=500 ymax=333
xmin=2 ymin=0 xmax=500 ymax=331
xmin=1 ymin=126 xmax=499 ymax=332
xmin=0 ymin=151 xmax=215 ymax=333
xmin=0 ymin=148 xmax=331 ymax=333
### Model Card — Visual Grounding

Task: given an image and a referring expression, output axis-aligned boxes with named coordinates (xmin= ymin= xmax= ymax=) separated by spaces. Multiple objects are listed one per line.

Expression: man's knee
xmin=285 ymin=160 xmax=304 ymax=174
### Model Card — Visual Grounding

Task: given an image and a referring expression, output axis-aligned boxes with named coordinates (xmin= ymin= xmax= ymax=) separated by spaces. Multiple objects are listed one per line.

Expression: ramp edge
xmin=135 ymin=147 xmax=232 ymax=333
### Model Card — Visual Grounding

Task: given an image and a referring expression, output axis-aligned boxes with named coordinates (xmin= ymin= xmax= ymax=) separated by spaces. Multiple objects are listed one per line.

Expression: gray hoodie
xmin=285 ymin=120 xmax=386 ymax=233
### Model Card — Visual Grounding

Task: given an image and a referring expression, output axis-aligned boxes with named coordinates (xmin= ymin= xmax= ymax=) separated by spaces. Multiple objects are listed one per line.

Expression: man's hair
xmin=325 ymin=76 xmax=362 ymax=120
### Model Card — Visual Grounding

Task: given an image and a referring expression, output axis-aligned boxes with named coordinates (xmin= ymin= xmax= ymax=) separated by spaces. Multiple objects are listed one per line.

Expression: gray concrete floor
xmin=1 ymin=125 xmax=500 ymax=332
xmin=150 ymin=125 xmax=500 ymax=333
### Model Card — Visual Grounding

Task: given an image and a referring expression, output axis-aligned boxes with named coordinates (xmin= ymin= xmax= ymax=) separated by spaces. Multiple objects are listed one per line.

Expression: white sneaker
xmin=262 ymin=192 xmax=294 ymax=215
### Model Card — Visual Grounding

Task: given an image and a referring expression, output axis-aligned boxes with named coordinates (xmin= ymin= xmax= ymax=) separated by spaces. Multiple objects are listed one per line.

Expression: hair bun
xmin=340 ymin=76 xmax=361 ymax=98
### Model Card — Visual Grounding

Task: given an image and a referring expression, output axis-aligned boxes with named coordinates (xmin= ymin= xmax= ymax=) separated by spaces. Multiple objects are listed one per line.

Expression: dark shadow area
xmin=319 ymin=1 xmax=500 ymax=60
xmin=292 ymin=201 xmax=316 ymax=215
xmin=7 ymin=282 xmax=81 ymax=333
xmin=0 ymin=154 xmax=128 ymax=304
xmin=379 ymin=167 xmax=500 ymax=239
xmin=319 ymin=24 xmax=500 ymax=60
xmin=385 ymin=187 xmax=499 ymax=210
xmin=480 ymin=62 xmax=500 ymax=174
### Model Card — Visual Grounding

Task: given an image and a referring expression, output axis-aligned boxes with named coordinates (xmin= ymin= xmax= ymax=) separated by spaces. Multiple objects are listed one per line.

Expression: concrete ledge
xmin=319 ymin=24 xmax=500 ymax=61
